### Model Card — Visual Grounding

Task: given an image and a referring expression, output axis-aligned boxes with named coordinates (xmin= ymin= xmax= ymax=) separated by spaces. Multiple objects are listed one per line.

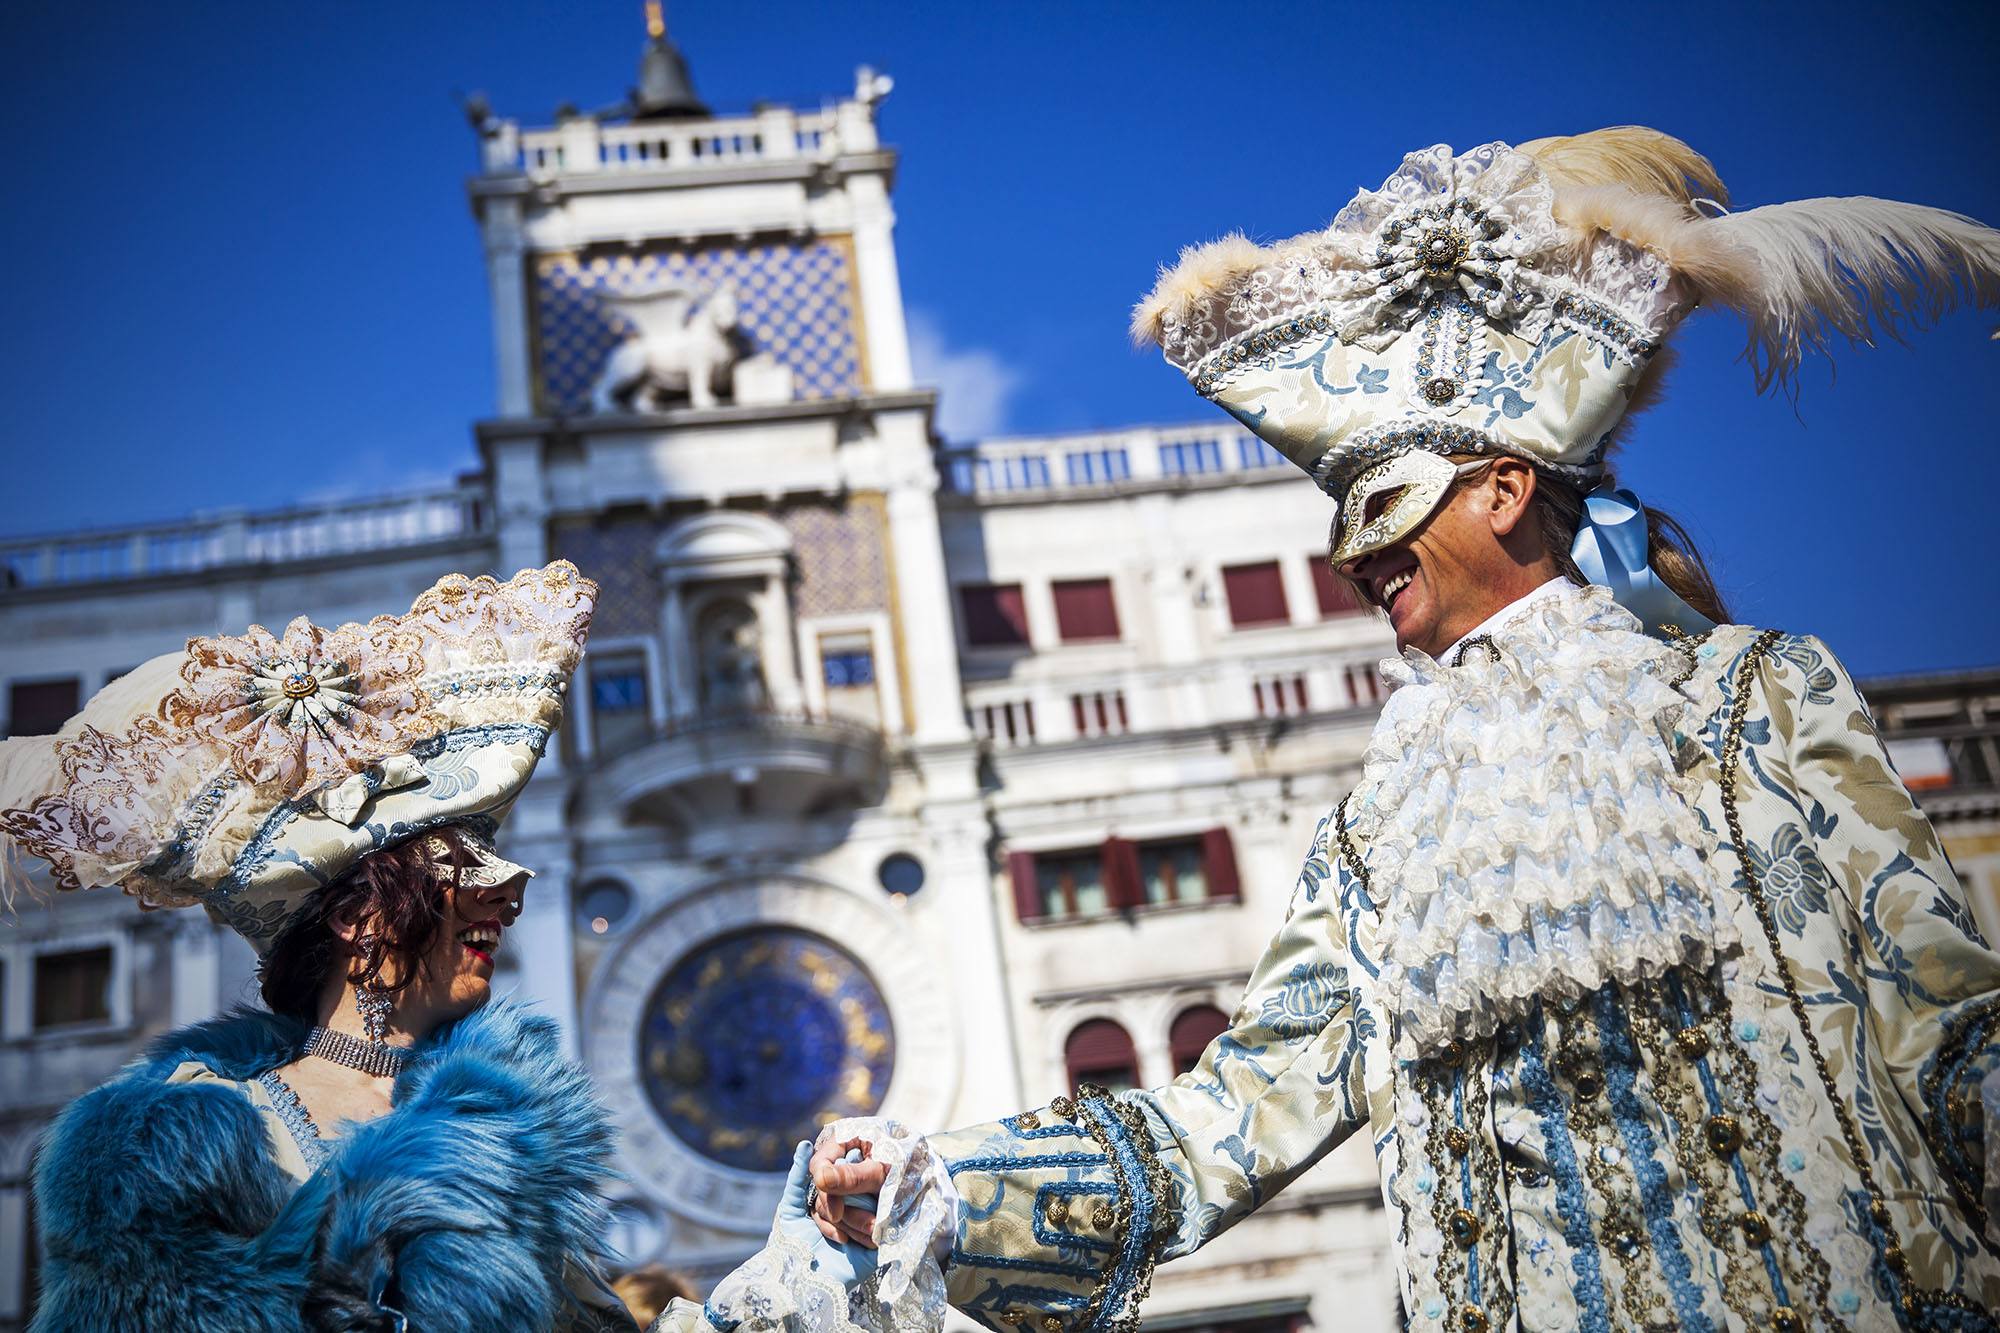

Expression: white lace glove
xmin=700 ymin=1120 xmax=954 ymax=1333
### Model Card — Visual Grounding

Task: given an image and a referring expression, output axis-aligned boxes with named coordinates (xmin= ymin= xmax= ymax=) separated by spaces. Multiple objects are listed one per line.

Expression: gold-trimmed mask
xmin=1332 ymin=453 xmax=1494 ymax=565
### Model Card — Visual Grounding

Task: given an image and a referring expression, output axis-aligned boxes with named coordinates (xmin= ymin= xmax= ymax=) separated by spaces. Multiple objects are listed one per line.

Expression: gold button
xmin=1045 ymin=1195 xmax=1068 ymax=1226
xmin=1675 ymin=1026 xmax=1709 ymax=1058
xmin=1573 ymin=1070 xmax=1604 ymax=1100
xmin=1017 ymin=1111 xmax=1040 ymax=1131
xmin=1705 ymin=1114 xmax=1743 ymax=1155
xmin=1460 ymin=1304 xmax=1489 ymax=1333
xmin=1042 ymin=1317 xmax=1064 ymax=1333
xmin=1444 ymin=1127 xmax=1470 ymax=1155
xmin=1441 ymin=1040 xmax=1466 ymax=1066
xmin=1092 ymin=1204 xmax=1116 ymax=1230
xmin=1772 ymin=1308 xmax=1802 ymax=1333
xmin=1000 ymin=1312 xmax=1025 ymax=1327
xmin=1049 ymin=1096 xmax=1075 ymax=1119
xmin=1449 ymin=1208 xmax=1480 ymax=1247
xmin=1740 ymin=1211 xmax=1771 ymax=1245
xmin=1607 ymin=1226 xmax=1644 ymax=1257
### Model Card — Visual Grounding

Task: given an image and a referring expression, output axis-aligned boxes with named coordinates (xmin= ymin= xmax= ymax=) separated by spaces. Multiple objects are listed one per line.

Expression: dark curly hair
xmin=258 ymin=825 xmax=475 ymax=1020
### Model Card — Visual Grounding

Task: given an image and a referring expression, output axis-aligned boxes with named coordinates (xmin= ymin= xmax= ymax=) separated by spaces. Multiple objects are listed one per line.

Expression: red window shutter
xmin=1065 ymin=1018 xmax=1139 ymax=1094
xmin=1221 ymin=562 xmax=1289 ymax=626
xmin=1311 ymin=558 xmax=1362 ymax=616
xmin=1202 ymin=826 xmax=1241 ymax=900
xmin=1052 ymin=578 xmax=1120 ymax=642
xmin=960 ymin=584 xmax=1030 ymax=646
xmin=1169 ymin=1004 xmax=1232 ymax=1075
xmin=1008 ymin=851 xmax=1041 ymax=922
xmin=1102 ymin=837 xmax=1142 ymax=910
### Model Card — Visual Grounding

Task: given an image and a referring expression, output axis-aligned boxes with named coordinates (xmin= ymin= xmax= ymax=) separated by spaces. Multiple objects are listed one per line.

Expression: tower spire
xmin=634 ymin=2 xmax=708 ymax=120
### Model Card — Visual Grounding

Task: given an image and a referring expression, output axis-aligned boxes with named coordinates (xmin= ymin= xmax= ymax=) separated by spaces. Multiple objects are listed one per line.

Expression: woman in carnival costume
xmin=790 ymin=129 xmax=2000 ymax=1333
xmin=0 ymin=563 xmax=646 ymax=1332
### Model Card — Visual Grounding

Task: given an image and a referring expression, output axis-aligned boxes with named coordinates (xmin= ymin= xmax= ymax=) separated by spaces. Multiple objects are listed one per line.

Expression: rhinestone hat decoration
xmin=0 ymin=563 xmax=596 ymax=953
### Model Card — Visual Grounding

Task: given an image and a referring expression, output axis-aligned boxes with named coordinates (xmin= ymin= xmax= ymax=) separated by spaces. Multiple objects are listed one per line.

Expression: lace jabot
xmin=1349 ymin=584 xmax=1738 ymax=1059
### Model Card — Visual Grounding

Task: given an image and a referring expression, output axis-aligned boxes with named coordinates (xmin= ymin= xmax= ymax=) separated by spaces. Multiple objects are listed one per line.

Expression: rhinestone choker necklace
xmin=303 ymin=1025 xmax=409 ymax=1078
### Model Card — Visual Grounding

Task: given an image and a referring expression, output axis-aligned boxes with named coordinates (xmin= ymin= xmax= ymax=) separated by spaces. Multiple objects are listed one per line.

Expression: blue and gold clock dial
xmin=640 ymin=927 xmax=896 ymax=1173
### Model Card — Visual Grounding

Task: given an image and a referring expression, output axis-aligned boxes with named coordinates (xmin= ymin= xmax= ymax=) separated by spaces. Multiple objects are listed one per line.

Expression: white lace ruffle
xmin=1350 ymin=584 xmax=1739 ymax=1059
xmin=700 ymin=1119 xmax=952 ymax=1333
xmin=1157 ymin=142 xmax=1684 ymax=385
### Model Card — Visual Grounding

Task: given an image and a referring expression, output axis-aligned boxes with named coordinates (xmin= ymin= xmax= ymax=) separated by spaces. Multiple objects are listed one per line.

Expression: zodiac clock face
xmin=639 ymin=928 xmax=895 ymax=1173
xmin=582 ymin=876 xmax=958 ymax=1237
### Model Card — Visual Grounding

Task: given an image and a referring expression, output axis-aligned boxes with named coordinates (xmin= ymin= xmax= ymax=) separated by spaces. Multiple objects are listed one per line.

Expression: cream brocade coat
xmin=931 ymin=628 xmax=2000 ymax=1333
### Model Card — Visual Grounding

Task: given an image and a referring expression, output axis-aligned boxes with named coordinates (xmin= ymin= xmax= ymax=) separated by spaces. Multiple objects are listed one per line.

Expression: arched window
xmin=1064 ymin=1018 xmax=1139 ymax=1096
xmin=1169 ymin=1004 xmax=1232 ymax=1076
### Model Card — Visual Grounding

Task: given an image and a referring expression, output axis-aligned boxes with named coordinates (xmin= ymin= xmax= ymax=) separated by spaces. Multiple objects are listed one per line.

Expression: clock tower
xmin=463 ymin=20 xmax=1012 ymax=1277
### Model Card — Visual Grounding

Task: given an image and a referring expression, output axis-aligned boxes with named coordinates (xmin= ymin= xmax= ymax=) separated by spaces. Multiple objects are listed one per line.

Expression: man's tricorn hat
xmin=1133 ymin=128 xmax=2000 ymax=568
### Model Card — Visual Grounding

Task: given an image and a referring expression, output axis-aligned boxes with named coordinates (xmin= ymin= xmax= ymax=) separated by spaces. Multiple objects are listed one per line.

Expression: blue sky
xmin=1 ymin=1 xmax=1995 ymax=675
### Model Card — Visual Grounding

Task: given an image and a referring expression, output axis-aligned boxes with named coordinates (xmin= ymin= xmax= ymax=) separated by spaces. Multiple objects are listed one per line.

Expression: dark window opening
xmin=1065 ymin=1018 xmax=1139 ymax=1095
xmin=8 ymin=678 xmax=80 ymax=738
xmin=34 ymin=946 xmax=112 ymax=1029
xmin=959 ymin=583 xmax=1030 ymax=647
xmin=1051 ymin=578 xmax=1120 ymax=642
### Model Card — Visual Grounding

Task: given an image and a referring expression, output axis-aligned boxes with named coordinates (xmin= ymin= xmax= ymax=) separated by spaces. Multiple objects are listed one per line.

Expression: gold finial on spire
xmin=645 ymin=1 xmax=664 ymax=39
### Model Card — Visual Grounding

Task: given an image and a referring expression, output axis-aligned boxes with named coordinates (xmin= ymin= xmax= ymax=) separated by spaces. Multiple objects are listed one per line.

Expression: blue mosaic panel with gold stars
xmin=533 ymin=240 xmax=864 ymax=416
xmin=640 ymin=927 xmax=895 ymax=1174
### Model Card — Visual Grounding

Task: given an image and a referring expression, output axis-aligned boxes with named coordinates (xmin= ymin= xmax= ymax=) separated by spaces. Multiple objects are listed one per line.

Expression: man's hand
xmin=775 ymin=1141 xmax=878 ymax=1287
xmin=809 ymin=1136 xmax=891 ymax=1249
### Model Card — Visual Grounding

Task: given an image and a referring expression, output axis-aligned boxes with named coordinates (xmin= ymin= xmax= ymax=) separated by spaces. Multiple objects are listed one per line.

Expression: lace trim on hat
xmin=1350 ymin=584 xmax=1739 ymax=1060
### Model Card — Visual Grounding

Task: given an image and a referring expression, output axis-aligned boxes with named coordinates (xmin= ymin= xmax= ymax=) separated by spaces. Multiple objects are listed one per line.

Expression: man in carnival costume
xmin=770 ymin=129 xmax=2000 ymax=1333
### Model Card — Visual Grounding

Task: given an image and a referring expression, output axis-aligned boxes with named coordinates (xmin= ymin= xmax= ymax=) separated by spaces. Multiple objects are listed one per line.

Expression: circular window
xmin=577 ymin=879 xmax=634 ymax=936
xmin=639 ymin=928 xmax=896 ymax=1173
xmin=877 ymin=852 xmax=925 ymax=898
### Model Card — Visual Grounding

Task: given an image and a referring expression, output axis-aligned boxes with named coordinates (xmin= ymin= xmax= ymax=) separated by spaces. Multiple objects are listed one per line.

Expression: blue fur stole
xmin=29 ymin=1001 xmax=635 ymax=1333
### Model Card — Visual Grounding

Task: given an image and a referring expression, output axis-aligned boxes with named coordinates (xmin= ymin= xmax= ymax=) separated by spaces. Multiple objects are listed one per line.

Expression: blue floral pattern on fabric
xmin=1746 ymin=823 xmax=1834 ymax=935
xmin=1257 ymin=961 xmax=1348 ymax=1039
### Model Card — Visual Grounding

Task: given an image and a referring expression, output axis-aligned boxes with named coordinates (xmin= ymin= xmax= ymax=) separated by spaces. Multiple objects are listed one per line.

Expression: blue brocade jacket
xmin=930 ymin=629 xmax=2000 ymax=1333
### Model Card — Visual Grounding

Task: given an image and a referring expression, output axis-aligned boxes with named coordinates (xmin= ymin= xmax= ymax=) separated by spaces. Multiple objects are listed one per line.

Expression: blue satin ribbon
xmin=1570 ymin=486 xmax=1717 ymax=640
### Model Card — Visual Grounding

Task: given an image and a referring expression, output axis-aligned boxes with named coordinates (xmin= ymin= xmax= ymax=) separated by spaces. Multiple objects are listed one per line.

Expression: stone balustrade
xmin=488 ymin=105 xmax=850 ymax=177
xmin=0 ymin=486 xmax=488 ymax=591
xmin=941 ymin=424 xmax=1292 ymax=498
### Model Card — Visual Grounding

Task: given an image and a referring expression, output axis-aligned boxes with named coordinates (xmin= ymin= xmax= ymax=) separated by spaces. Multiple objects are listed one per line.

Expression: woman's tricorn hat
xmin=1133 ymin=127 xmax=2000 ymax=564
xmin=0 ymin=562 xmax=595 ymax=952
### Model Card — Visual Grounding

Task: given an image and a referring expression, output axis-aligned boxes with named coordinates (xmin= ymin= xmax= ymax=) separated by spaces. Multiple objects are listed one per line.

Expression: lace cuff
xmin=701 ymin=1119 xmax=953 ymax=1333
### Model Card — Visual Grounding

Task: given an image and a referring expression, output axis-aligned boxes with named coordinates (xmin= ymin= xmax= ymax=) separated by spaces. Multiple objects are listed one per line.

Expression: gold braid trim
xmin=1717 ymin=631 xmax=1993 ymax=1324
xmin=1058 ymin=1085 xmax=1176 ymax=1333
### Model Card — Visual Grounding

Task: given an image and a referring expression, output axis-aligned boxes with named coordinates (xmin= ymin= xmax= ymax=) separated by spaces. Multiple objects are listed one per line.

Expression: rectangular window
xmin=7 ymin=678 xmax=80 ymax=738
xmin=1069 ymin=691 xmax=1129 ymax=737
xmin=1064 ymin=448 xmax=1131 ymax=486
xmin=1222 ymin=561 xmax=1290 ymax=627
xmin=1051 ymin=578 xmax=1120 ymax=642
xmin=1036 ymin=849 xmax=1109 ymax=919
xmin=819 ymin=631 xmax=882 ymax=727
xmin=959 ymin=583 xmax=1030 ymax=647
xmin=33 ymin=946 xmax=112 ymax=1029
xmin=588 ymin=652 xmax=651 ymax=757
xmin=1159 ymin=439 xmax=1224 ymax=476
xmin=1237 ymin=435 xmax=1289 ymax=470
xmin=1139 ymin=838 xmax=1210 ymax=905
xmin=1311 ymin=558 xmax=1363 ymax=616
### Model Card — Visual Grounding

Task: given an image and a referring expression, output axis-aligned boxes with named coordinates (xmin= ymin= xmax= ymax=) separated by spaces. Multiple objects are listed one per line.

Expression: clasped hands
xmin=768 ymin=1135 xmax=892 ymax=1289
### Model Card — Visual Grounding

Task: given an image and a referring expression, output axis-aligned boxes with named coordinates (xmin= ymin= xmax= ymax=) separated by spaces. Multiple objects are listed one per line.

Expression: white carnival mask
xmin=1331 ymin=453 xmax=1493 ymax=565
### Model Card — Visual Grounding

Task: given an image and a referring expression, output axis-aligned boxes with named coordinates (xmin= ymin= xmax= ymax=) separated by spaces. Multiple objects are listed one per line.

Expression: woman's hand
xmin=808 ymin=1136 xmax=891 ymax=1248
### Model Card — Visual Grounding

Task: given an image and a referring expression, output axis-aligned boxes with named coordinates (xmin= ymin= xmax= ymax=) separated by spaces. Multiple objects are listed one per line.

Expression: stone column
xmin=479 ymin=197 xmax=535 ymax=419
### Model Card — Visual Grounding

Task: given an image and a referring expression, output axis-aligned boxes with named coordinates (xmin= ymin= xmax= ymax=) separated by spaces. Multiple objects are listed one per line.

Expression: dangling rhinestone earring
xmin=355 ymin=984 xmax=393 ymax=1045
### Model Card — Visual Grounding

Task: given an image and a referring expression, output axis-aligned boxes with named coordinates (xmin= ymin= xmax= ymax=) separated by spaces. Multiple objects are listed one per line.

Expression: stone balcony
xmin=587 ymin=709 xmax=890 ymax=858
